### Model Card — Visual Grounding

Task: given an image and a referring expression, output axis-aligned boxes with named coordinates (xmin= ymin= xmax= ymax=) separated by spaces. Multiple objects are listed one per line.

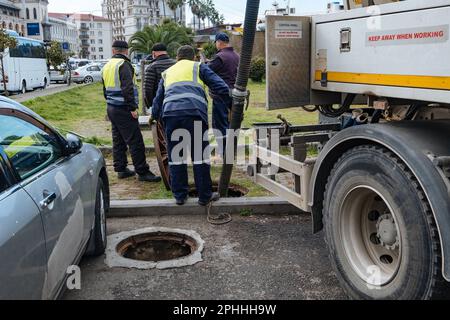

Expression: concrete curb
xmin=109 ymin=196 xmax=303 ymax=217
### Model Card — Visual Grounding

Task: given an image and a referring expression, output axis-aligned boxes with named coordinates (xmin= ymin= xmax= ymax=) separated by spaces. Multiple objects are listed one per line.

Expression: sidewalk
xmin=8 ymin=83 xmax=84 ymax=103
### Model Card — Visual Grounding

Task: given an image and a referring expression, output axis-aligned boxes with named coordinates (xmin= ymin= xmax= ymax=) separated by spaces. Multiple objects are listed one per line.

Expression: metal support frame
xmin=252 ymin=123 xmax=338 ymax=213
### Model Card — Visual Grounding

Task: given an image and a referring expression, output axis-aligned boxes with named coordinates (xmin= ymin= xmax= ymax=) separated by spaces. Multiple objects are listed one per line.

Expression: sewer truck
xmin=244 ymin=0 xmax=450 ymax=299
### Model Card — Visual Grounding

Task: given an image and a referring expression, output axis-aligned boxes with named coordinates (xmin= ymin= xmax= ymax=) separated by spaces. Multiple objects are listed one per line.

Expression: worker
xmin=143 ymin=43 xmax=176 ymax=114
xmin=151 ymin=45 xmax=230 ymax=206
xmin=206 ymin=33 xmax=240 ymax=158
xmin=102 ymin=40 xmax=161 ymax=183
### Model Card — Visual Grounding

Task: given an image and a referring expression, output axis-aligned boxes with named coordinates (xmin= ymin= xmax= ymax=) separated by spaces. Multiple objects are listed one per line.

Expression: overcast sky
xmin=48 ymin=0 xmax=339 ymax=23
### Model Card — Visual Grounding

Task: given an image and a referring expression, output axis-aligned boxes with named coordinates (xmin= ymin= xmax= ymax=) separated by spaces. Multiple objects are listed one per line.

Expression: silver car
xmin=71 ymin=64 xmax=103 ymax=84
xmin=49 ymin=68 xmax=70 ymax=84
xmin=0 ymin=97 xmax=109 ymax=299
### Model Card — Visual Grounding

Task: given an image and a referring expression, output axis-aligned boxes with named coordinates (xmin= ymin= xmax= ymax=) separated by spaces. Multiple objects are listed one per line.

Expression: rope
xmin=206 ymin=201 xmax=232 ymax=225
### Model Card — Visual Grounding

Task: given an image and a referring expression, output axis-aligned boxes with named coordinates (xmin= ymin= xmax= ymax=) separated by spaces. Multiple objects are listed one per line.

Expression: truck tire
xmin=86 ymin=177 xmax=108 ymax=256
xmin=323 ymin=145 xmax=450 ymax=300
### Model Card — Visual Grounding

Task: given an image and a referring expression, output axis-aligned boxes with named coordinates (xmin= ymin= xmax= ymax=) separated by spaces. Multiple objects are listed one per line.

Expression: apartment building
xmin=102 ymin=0 xmax=186 ymax=41
xmin=48 ymin=13 xmax=79 ymax=54
xmin=70 ymin=13 xmax=113 ymax=60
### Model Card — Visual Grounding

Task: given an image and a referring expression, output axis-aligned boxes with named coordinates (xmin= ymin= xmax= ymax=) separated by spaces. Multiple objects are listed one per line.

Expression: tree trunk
xmin=1 ymin=55 xmax=8 ymax=96
xmin=179 ymin=5 xmax=183 ymax=25
xmin=162 ymin=1 xmax=166 ymax=19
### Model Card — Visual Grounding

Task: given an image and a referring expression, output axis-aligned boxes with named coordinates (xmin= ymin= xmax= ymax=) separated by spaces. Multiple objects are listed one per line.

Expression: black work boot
xmin=138 ymin=172 xmax=162 ymax=183
xmin=198 ymin=192 xmax=220 ymax=206
xmin=118 ymin=168 xmax=136 ymax=179
xmin=176 ymin=196 xmax=188 ymax=206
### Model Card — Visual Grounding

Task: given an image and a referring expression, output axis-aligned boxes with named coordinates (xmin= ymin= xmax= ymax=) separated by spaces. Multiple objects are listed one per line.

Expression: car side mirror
xmin=65 ymin=133 xmax=83 ymax=155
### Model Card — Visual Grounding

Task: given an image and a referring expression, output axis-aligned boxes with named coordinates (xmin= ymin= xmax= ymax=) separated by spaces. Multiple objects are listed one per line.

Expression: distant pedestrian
xmin=143 ymin=43 xmax=176 ymax=114
xmin=207 ymin=33 xmax=240 ymax=158
xmin=151 ymin=45 xmax=230 ymax=206
xmin=102 ymin=40 xmax=161 ymax=183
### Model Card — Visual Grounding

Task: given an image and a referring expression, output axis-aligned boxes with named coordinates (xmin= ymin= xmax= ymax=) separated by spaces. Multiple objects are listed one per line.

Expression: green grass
xmin=22 ymin=81 xmax=318 ymax=146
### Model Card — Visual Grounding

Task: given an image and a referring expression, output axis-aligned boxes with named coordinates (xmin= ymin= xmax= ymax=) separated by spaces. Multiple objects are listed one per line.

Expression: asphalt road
xmin=63 ymin=213 xmax=347 ymax=300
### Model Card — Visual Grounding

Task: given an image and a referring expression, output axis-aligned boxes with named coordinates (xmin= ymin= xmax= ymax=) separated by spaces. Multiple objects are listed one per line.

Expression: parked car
xmin=72 ymin=64 xmax=103 ymax=84
xmin=49 ymin=66 xmax=70 ymax=84
xmin=94 ymin=60 xmax=109 ymax=68
xmin=68 ymin=59 xmax=91 ymax=70
xmin=0 ymin=96 xmax=109 ymax=299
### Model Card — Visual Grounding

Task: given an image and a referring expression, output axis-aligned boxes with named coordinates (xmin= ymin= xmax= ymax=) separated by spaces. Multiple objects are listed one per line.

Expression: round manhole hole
xmin=105 ymin=227 xmax=205 ymax=270
xmin=117 ymin=232 xmax=198 ymax=262
xmin=188 ymin=183 xmax=249 ymax=198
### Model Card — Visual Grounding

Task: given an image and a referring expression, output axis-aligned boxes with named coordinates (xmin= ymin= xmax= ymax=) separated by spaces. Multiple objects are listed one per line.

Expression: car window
xmin=88 ymin=66 xmax=100 ymax=72
xmin=0 ymin=160 xmax=9 ymax=193
xmin=0 ymin=115 xmax=63 ymax=180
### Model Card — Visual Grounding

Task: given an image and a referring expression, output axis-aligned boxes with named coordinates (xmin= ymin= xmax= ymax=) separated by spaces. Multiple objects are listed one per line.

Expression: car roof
xmin=0 ymin=96 xmax=53 ymax=128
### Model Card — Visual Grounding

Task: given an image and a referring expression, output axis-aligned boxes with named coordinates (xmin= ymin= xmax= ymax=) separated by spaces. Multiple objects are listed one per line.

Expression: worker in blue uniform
xmin=151 ymin=45 xmax=230 ymax=206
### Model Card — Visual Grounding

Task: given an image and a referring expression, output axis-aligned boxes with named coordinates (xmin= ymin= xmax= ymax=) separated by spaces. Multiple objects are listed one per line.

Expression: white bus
xmin=0 ymin=30 xmax=49 ymax=94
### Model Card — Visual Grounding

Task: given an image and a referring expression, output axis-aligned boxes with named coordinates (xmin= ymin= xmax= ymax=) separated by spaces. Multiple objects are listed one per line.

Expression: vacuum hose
xmin=218 ymin=0 xmax=261 ymax=197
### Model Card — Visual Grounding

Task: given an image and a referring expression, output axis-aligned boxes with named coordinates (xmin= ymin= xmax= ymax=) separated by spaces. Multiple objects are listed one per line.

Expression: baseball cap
xmin=112 ymin=40 xmax=129 ymax=49
xmin=152 ymin=43 xmax=168 ymax=52
xmin=215 ymin=32 xmax=230 ymax=43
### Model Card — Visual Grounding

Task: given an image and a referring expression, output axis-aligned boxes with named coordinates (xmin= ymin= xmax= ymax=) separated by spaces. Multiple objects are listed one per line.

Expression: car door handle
xmin=40 ymin=192 xmax=57 ymax=209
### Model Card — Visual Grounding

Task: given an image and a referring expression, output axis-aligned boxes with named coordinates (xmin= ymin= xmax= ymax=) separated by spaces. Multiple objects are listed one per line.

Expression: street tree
xmin=0 ymin=30 xmax=17 ymax=95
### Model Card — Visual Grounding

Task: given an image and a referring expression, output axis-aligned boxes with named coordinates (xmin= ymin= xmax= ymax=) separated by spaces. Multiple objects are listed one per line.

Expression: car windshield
xmin=0 ymin=115 xmax=61 ymax=179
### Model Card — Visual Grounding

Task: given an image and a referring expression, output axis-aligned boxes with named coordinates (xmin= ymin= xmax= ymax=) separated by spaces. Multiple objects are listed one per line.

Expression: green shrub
xmin=249 ymin=57 xmax=266 ymax=82
xmin=201 ymin=41 xmax=218 ymax=60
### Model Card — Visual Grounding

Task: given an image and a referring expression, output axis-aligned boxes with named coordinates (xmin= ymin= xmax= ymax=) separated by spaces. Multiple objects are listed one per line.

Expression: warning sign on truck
xmin=366 ymin=25 xmax=449 ymax=46
xmin=275 ymin=21 xmax=302 ymax=39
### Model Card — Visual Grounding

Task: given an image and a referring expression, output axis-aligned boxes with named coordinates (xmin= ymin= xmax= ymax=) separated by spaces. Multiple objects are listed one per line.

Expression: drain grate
xmin=117 ymin=232 xmax=197 ymax=262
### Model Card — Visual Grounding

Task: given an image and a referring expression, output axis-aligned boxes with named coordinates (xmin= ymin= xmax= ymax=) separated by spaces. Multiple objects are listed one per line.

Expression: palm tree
xmin=161 ymin=0 xmax=167 ymax=19
xmin=189 ymin=0 xmax=200 ymax=31
xmin=167 ymin=0 xmax=182 ymax=22
xmin=129 ymin=22 xmax=192 ymax=57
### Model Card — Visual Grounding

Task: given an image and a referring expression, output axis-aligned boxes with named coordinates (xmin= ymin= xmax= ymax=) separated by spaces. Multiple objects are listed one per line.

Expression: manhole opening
xmin=116 ymin=232 xmax=198 ymax=262
xmin=188 ymin=183 xmax=249 ymax=198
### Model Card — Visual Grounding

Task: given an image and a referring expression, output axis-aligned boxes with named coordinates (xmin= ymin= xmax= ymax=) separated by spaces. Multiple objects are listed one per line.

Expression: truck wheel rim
xmin=339 ymin=185 xmax=402 ymax=287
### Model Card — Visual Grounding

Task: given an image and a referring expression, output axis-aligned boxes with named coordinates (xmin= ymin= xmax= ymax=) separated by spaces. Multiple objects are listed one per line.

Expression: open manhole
xmin=105 ymin=227 xmax=205 ymax=270
xmin=188 ymin=183 xmax=249 ymax=198
xmin=117 ymin=232 xmax=198 ymax=262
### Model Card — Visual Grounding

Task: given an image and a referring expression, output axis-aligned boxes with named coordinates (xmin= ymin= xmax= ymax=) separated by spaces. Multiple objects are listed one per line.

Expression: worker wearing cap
xmin=102 ymin=40 xmax=161 ymax=183
xmin=151 ymin=45 xmax=230 ymax=206
xmin=207 ymin=33 xmax=240 ymax=158
xmin=143 ymin=43 xmax=176 ymax=114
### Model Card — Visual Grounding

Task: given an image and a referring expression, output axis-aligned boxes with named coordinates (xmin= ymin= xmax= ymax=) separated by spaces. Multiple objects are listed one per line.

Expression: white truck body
xmin=312 ymin=0 xmax=450 ymax=104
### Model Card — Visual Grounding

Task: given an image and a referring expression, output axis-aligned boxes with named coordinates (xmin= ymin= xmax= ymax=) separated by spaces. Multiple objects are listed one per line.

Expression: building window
xmin=98 ymin=39 xmax=103 ymax=44
xmin=90 ymin=39 xmax=95 ymax=44
xmin=98 ymin=31 xmax=102 ymax=37
xmin=99 ymin=47 xmax=103 ymax=52
xmin=26 ymin=8 xmax=30 ymax=19
xmin=33 ymin=8 xmax=37 ymax=20
xmin=97 ymin=23 xmax=102 ymax=28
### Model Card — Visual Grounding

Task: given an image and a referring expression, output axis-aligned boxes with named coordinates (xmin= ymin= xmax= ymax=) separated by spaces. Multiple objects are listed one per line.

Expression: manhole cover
xmin=105 ymin=227 xmax=205 ymax=270
xmin=188 ymin=183 xmax=249 ymax=198
xmin=117 ymin=232 xmax=197 ymax=262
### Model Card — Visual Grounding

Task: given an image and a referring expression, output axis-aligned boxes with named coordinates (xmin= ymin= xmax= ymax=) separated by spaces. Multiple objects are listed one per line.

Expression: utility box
xmin=265 ymin=15 xmax=311 ymax=110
